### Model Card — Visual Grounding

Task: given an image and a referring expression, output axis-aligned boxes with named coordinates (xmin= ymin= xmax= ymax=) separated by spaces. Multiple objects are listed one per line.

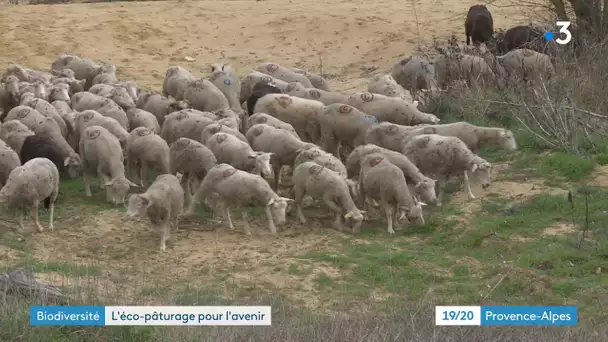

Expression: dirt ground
xmin=0 ymin=0 xmax=549 ymax=308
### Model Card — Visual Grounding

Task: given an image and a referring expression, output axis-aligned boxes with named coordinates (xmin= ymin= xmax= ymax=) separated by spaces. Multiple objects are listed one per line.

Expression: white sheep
xmin=135 ymin=92 xmax=189 ymax=126
xmin=390 ymin=56 xmax=440 ymax=93
xmin=159 ymin=109 xmax=216 ymax=145
xmin=50 ymin=54 xmax=103 ymax=89
xmin=368 ymin=74 xmax=414 ymax=102
xmin=47 ymin=83 xmax=71 ymax=104
xmin=20 ymin=93 xmax=69 ymax=137
xmin=0 ymin=120 xmax=34 ymax=155
xmin=496 ymin=48 xmax=555 ymax=85
xmin=289 ymin=67 xmax=330 ymax=91
xmin=0 ymin=157 xmax=60 ymax=232
xmin=125 ymin=127 xmax=170 ymax=188
xmin=187 ymin=163 xmax=293 ymax=235
xmin=91 ymin=63 xmax=118 ymax=86
xmin=208 ymin=63 xmax=242 ymax=113
xmin=126 ymin=174 xmax=184 ymax=251
xmin=4 ymin=106 xmax=81 ymax=176
xmin=89 ymin=83 xmax=136 ymax=111
xmin=169 ymin=137 xmax=217 ymax=206
xmin=363 ymin=122 xmax=421 ymax=152
xmin=347 ymin=92 xmax=440 ymax=126
xmin=285 ymin=83 xmax=350 ymax=106
xmin=346 ymin=144 xmax=437 ymax=204
xmin=255 ymin=62 xmax=313 ymax=88
xmin=316 ymin=103 xmax=378 ymax=157
xmin=252 ymin=93 xmax=324 ymax=143
xmin=292 ymin=161 xmax=365 ymax=232
xmin=0 ymin=139 xmax=20 ymax=188
xmin=245 ymin=123 xmax=316 ymax=190
xmin=402 ymin=134 xmax=493 ymax=206
xmin=201 ymin=123 xmax=247 ymax=146
xmin=71 ymin=92 xmax=129 ymax=130
xmin=125 ymin=108 xmax=161 ymax=133
xmin=162 ymin=66 xmax=197 ymax=101
xmin=400 ymin=122 xmax=517 ymax=154
xmin=182 ymin=78 xmax=230 ymax=113
xmin=204 ymin=132 xmax=273 ymax=178
xmin=359 ymin=153 xmax=426 ymax=233
xmin=74 ymin=110 xmax=129 ymax=153
xmin=79 ymin=125 xmax=138 ymax=204
xmin=244 ymin=113 xmax=299 ymax=138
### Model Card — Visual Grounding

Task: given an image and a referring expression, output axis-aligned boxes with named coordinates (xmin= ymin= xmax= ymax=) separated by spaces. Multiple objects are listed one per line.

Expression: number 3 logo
xmin=556 ymin=21 xmax=572 ymax=45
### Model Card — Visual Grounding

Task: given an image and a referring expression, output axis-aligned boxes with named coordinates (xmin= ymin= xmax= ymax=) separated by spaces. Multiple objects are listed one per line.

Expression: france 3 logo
xmin=544 ymin=21 xmax=572 ymax=45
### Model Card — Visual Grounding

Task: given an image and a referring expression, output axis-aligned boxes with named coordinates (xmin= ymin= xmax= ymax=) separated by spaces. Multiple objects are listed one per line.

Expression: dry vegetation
xmin=0 ymin=0 xmax=607 ymax=340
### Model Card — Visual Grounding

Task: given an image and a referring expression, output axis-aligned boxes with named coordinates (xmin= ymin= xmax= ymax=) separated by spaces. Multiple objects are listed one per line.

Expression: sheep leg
xmin=31 ymin=202 xmax=43 ymax=233
xmin=436 ymin=178 xmax=447 ymax=207
xmin=83 ymin=172 xmax=92 ymax=197
xmin=272 ymin=163 xmax=282 ymax=191
xmin=293 ymin=185 xmax=307 ymax=224
xmin=157 ymin=222 xmax=168 ymax=252
xmin=463 ymin=171 xmax=476 ymax=200
xmin=224 ymin=207 xmax=235 ymax=230
xmin=322 ymin=194 xmax=344 ymax=230
xmin=264 ymin=207 xmax=278 ymax=235
xmin=381 ymin=201 xmax=395 ymax=234
xmin=18 ymin=205 xmax=25 ymax=230
xmin=241 ymin=210 xmax=253 ymax=236
xmin=48 ymin=197 xmax=55 ymax=232
xmin=140 ymin=163 xmax=149 ymax=188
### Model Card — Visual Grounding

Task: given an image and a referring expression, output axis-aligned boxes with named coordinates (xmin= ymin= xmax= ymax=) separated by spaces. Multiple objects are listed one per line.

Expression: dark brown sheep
xmin=465 ymin=5 xmax=494 ymax=46
xmin=246 ymin=81 xmax=283 ymax=115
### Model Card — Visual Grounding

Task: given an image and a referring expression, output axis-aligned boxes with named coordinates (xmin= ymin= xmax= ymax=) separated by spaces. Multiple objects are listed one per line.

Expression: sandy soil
xmin=0 ymin=0 xmax=547 ymax=309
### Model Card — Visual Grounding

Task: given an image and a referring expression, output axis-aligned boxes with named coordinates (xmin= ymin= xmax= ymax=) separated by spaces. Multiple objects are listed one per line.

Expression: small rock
xmin=184 ymin=56 xmax=195 ymax=62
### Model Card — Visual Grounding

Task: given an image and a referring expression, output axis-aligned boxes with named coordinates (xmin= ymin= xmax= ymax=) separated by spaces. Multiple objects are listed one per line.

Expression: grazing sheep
xmin=201 ymin=123 xmax=247 ymax=145
xmin=71 ymin=92 xmax=129 ymax=130
xmin=0 ymin=157 xmax=60 ymax=232
xmin=359 ymin=153 xmax=426 ymax=233
xmin=91 ymin=64 xmax=118 ymax=86
xmin=347 ymin=92 xmax=440 ymax=126
xmin=400 ymin=122 xmax=517 ymax=154
xmin=169 ymin=137 xmax=217 ymax=205
xmin=208 ymin=63 xmax=242 ymax=113
xmin=162 ymin=66 xmax=197 ymax=101
xmin=364 ymin=122 xmax=419 ymax=152
xmin=496 ymin=49 xmax=555 ymax=84
xmin=125 ymin=108 xmax=161 ymax=133
xmin=50 ymin=54 xmax=103 ymax=90
xmin=74 ymin=110 xmax=129 ymax=152
xmin=18 ymin=81 xmax=48 ymax=101
xmin=89 ymin=84 xmax=136 ymax=111
xmin=345 ymin=144 xmax=437 ymax=203
xmin=245 ymin=123 xmax=316 ymax=190
xmin=125 ymin=127 xmax=170 ymax=188
xmin=292 ymin=161 xmax=365 ymax=232
xmin=490 ymin=25 xmax=556 ymax=57
xmin=160 ymin=109 xmax=216 ymax=145
xmin=460 ymin=43 xmax=507 ymax=82
xmin=135 ymin=92 xmax=189 ymax=126
xmin=245 ymin=113 xmax=299 ymax=138
xmin=402 ymin=134 xmax=493 ymax=206
xmin=286 ymin=84 xmax=351 ymax=106
xmin=465 ymin=5 xmax=494 ymax=46
xmin=368 ymin=74 xmax=414 ymax=102
xmin=239 ymin=71 xmax=290 ymax=103
xmin=20 ymin=135 xmax=76 ymax=178
xmin=79 ymin=125 xmax=138 ymax=204
xmin=434 ymin=53 xmax=497 ymax=89
xmin=255 ymin=62 xmax=313 ymax=88
xmin=1 ymin=76 xmax=21 ymax=119
xmin=187 ymin=163 xmax=293 ymax=235
xmin=316 ymin=103 xmax=378 ymax=157
xmin=126 ymin=174 xmax=184 ymax=251
xmin=51 ymin=77 xmax=86 ymax=96
xmin=4 ymin=65 xmax=53 ymax=84
xmin=0 ymin=120 xmax=35 ymax=154
xmin=50 ymin=68 xmax=76 ymax=80
xmin=252 ymin=93 xmax=325 ymax=143
xmin=115 ymin=80 xmax=140 ymax=102
xmin=205 ymin=132 xmax=274 ymax=178
xmin=290 ymin=68 xmax=331 ymax=91
xmin=5 ymin=106 xmax=81 ymax=176
xmin=390 ymin=56 xmax=439 ymax=93
xmin=47 ymin=83 xmax=71 ymax=103
xmin=20 ymin=94 xmax=68 ymax=137
xmin=0 ymin=139 xmax=20 ymax=187
xmin=182 ymin=78 xmax=230 ymax=113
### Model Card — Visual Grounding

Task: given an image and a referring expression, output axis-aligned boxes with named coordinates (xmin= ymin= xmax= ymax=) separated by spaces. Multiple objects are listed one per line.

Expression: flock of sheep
xmin=0 ymin=5 xmax=555 ymax=251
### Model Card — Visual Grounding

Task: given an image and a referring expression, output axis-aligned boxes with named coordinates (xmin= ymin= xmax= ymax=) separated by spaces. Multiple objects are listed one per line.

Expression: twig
xmin=471 ymin=99 xmax=608 ymax=119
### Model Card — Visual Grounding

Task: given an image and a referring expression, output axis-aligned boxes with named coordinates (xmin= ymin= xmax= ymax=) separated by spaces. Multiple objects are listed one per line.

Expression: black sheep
xmin=246 ymin=81 xmax=283 ymax=116
xmin=465 ymin=5 xmax=494 ymax=46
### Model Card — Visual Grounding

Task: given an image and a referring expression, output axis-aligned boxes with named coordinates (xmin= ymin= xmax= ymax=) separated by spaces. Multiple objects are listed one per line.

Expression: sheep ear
xmin=418 ymin=202 xmax=428 ymax=206
xmin=281 ymin=197 xmax=294 ymax=203
xmin=500 ymin=130 xmax=508 ymax=137
xmin=471 ymin=164 xmax=478 ymax=172
xmin=63 ymin=157 xmax=70 ymax=167
xmin=359 ymin=210 xmax=367 ymax=215
xmin=413 ymin=100 xmax=419 ymax=108
xmin=140 ymin=195 xmax=151 ymax=207
xmin=104 ymin=180 xmax=114 ymax=187
xmin=128 ymin=180 xmax=139 ymax=187
xmin=344 ymin=212 xmax=353 ymax=219
xmin=267 ymin=198 xmax=275 ymax=206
